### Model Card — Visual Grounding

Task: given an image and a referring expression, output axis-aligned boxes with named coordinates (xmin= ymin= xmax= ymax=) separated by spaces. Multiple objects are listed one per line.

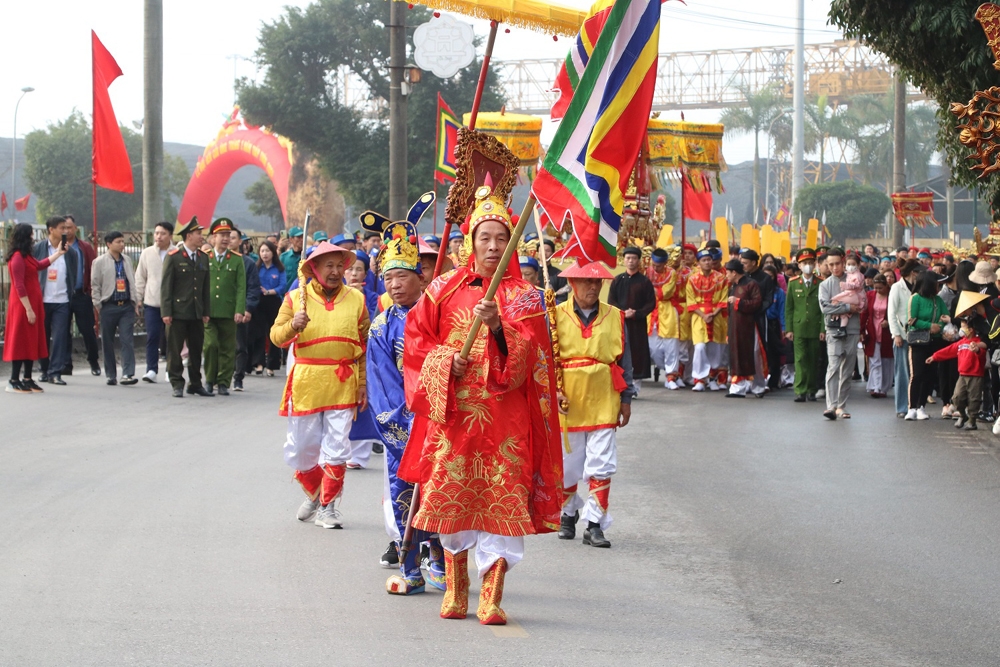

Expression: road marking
xmin=491 ymin=620 xmax=529 ymax=638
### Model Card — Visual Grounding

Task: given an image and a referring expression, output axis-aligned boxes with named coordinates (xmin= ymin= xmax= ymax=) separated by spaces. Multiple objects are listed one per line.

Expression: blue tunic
xmin=366 ymin=301 xmax=443 ymax=586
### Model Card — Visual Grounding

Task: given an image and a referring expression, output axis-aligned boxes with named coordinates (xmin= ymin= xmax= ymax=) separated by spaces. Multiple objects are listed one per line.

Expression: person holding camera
xmin=31 ymin=216 xmax=76 ymax=386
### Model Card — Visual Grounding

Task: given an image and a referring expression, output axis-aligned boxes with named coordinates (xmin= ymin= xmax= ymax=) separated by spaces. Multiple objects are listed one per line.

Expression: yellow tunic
xmin=271 ymin=282 xmax=370 ymax=416
xmin=685 ymin=270 xmax=728 ymax=345
xmin=652 ymin=268 xmax=680 ymax=339
xmin=556 ymin=300 xmax=626 ymax=432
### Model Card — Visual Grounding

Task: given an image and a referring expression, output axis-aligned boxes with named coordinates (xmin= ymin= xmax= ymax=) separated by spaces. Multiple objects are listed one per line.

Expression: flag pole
xmin=92 ymin=183 xmax=98 ymax=245
xmin=432 ymin=20 xmax=500 ymax=279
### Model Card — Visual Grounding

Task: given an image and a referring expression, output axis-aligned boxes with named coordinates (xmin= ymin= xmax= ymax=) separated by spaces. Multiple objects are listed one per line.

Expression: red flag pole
xmin=680 ymin=171 xmax=687 ymax=245
xmin=432 ymin=20 xmax=499 ymax=280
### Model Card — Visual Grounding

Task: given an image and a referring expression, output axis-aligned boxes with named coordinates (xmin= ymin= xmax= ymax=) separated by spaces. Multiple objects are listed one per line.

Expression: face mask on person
xmin=959 ymin=327 xmax=968 ymax=338
xmin=846 ymin=265 xmax=859 ymax=274
xmin=801 ymin=263 xmax=814 ymax=276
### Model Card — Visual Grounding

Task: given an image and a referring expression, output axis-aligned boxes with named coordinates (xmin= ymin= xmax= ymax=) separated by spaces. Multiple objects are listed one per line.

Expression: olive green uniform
xmin=161 ymin=245 xmax=211 ymax=391
xmin=204 ymin=249 xmax=247 ymax=390
xmin=784 ymin=275 xmax=823 ymax=397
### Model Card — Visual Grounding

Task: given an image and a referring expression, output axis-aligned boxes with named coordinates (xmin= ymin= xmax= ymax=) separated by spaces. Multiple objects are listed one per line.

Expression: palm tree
xmin=720 ymin=82 xmax=785 ymax=219
xmin=804 ymin=95 xmax=851 ymax=183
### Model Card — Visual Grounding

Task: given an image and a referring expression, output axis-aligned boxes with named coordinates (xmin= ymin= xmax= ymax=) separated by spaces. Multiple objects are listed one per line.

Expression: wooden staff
xmin=534 ymin=209 xmax=569 ymax=412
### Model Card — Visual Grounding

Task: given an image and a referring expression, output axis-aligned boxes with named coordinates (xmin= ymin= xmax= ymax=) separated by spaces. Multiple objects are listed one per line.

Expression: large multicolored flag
xmin=434 ymin=93 xmax=461 ymax=184
xmin=550 ymin=0 xmax=616 ymax=120
xmin=772 ymin=203 xmax=790 ymax=229
xmin=532 ymin=0 xmax=663 ymax=266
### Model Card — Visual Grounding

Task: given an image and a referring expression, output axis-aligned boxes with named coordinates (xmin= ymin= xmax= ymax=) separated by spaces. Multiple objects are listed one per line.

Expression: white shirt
xmin=42 ymin=241 xmax=69 ymax=304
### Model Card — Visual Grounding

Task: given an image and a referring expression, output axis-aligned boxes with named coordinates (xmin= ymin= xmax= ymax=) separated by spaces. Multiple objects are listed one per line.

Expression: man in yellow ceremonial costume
xmin=398 ymin=186 xmax=563 ymax=626
xmin=686 ymin=248 xmax=729 ymax=391
xmin=554 ymin=260 xmax=635 ymax=549
xmin=270 ymin=241 xmax=370 ymax=530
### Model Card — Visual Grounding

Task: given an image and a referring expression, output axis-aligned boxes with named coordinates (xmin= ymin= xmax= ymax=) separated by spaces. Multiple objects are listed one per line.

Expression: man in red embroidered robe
xmin=398 ymin=186 xmax=562 ymax=627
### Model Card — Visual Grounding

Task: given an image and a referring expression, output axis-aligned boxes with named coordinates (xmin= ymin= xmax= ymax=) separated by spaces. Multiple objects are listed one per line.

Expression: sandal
xmin=266 ymin=369 xmax=274 ymax=377
xmin=823 ymin=409 xmax=837 ymax=420
xmin=836 ymin=409 xmax=851 ymax=419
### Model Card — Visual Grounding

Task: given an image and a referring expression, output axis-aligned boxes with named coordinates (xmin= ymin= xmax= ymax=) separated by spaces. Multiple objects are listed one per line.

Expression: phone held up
xmin=61 ymin=233 xmax=68 ymax=250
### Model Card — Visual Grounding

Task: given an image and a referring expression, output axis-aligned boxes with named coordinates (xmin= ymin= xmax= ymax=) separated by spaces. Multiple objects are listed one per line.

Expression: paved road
xmin=2 ymin=369 xmax=999 ymax=666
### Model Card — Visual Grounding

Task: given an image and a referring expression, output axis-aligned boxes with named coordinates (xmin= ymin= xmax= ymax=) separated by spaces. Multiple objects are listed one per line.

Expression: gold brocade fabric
xmin=398 ymin=267 xmax=564 ymax=536
xmin=646 ymin=119 xmax=727 ymax=177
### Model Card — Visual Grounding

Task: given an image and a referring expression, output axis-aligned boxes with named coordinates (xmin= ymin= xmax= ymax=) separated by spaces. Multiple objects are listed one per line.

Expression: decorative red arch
xmin=178 ymin=107 xmax=293 ymax=227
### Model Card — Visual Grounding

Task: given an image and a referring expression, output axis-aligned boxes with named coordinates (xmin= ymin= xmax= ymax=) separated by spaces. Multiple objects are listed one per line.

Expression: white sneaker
xmin=692 ymin=381 xmax=706 ymax=392
xmin=708 ymin=380 xmax=721 ymax=391
xmin=993 ymin=420 xmax=1000 ymax=436
xmin=296 ymin=497 xmax=320 ymax=522
xmin=904 ymin=409 xmax=917 ymax=420
xmin=315 ymin=503 xmax=343 ymax=529
xmin=916 ymin=407 xmax=929 ymax=420
xmin=941 ymin=404 xmax=953 ymax=419
xmin=142 ymin=370 xmax=157 ymax=383
xmin=674 ymin=377 xmax=686 ymax=388
xmin=816 ymin=389 xmax=826 ymax=398
xmin=665 ymin=380 xmax=678 ymax=390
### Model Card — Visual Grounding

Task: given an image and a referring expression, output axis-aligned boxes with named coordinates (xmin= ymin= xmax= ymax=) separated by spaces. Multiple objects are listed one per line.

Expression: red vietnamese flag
xmin=0 ymin=192 xmax=7 ymax=213
xmin=14 ymin=194 xmax=31 ymax=211
xmin=92 ymin=30 xmax=133 ymax=193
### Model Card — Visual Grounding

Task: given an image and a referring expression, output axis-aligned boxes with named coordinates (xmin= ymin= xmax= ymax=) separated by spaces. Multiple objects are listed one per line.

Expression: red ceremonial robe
xmin=398 ymin=263 xmax=563 ymax=536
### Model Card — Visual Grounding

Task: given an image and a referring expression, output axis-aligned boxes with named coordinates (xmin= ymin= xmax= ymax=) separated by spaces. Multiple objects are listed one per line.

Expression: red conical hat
xmin=560 ymin=260 xmax=613 ymax=280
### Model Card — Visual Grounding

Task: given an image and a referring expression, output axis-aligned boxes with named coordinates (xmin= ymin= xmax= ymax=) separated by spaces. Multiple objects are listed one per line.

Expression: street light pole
xmin=11 ymin=86 xmax=35 ymax=218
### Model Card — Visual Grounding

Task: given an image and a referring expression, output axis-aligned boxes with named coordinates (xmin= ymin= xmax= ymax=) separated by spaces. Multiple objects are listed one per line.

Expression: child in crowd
xmin=831 ymin=254 xmax=867 ymax=330
xmin=928 ymin=317 xmax=987 ymax=430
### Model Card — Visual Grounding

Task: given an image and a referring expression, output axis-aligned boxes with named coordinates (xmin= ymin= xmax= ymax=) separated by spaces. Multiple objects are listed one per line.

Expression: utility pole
xmin=892 ymin=70 xmax=906 ymax=247
xmin=388 ymin=0 xmax=408 ymax=221
xmin=143 ymin=0 xmax=164 ymax=237
xmin=791 ymin=0 xmax=805 ymax=215
xmin=944 ymin=159 xmax=954 ymax=241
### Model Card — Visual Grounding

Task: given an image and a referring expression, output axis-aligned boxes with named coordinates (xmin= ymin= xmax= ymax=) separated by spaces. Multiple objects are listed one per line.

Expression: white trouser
xmin=439 ymin=531 xmax=524 ymax=579
xmin=648 ymin=334 xmax=668 ymax=372
xmin=562 ymin=428 xmax=617 ymax=530
xmin=383 ymin=459 xmax=399 ymax=540
xmin=283 ymin=407 xmax=353 ymax=471
xmin=348 ymin=439 xmax=376 ymax=468
xmin=751 ymin=331 xmax=767 ymax=394
xmin=867 ymin=354 xmax=893 ymax=395
xmin=680 ymin=341 xmax=692 ymax=382
xmin=691 ymin=342 xmax=722 ymax=381
xmin=663 ymin=338 xmax=680 ymax=375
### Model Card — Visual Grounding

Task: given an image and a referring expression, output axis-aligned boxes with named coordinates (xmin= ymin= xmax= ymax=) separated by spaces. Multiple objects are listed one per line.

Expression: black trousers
xmin=167 ymin=318 xmax=205 ymax=391
xmin=69 ymin=289 xmax=100 ymax=368
xmin=765 ymin=318 xmax=782 ymax=389
xmin=234 ymin=321 xmax=249 ymax=382
xmin=250 ymin=294 xmax=282 ymax=370
xmin=908 ymin=340 xmax=943 ymax=410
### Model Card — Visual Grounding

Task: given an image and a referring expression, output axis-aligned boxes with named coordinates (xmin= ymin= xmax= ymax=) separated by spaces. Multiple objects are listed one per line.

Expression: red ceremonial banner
xmin=14 ymin=194 xmax=31 ymax=211
xmin=891 ymin=192 xmax=939 ymax=228
xmin=92 ymin=30 xmax=133 ymax=193
xmin=682 ymin=172 xmax=712 ymax=222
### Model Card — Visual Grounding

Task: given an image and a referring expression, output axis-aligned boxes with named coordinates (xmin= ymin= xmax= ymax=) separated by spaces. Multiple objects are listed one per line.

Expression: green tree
xmin=23 ymin=111 xmax=188 ymax=233
xmin=828 ymin=0 xmax=998 ymax=203
xmin=719 ymin=83 xmax=785 ymax=218
xmin=792 ymin=181 xmax=891 ymax=243
xmin=245 ymin=174 xmax=283 ymax=226
xmin=237 ymin=0 xmax=504 ymax=213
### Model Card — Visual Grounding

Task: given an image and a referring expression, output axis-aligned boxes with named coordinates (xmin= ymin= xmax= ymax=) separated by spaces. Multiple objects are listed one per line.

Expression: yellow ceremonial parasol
xmin=461 ymin=111 xmax=542 ymax=166
xmin=412 ymin=0 xmax=587 ymax=36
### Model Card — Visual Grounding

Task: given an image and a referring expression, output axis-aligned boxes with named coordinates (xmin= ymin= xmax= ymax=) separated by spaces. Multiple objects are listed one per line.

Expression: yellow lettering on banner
xmin=714 ymin=217 xmax=730 ymax=262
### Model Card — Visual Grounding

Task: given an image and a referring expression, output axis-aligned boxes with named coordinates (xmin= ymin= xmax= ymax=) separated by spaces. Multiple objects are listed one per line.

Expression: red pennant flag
xmin=682 ymin=174 xmax=713 ymax=223
xmin=92 ymin=30 xmax=134 ymax=193
xmin=0 ymin=192 xmax=7 ymax=213
xmin=14 ymin=194 xmax=31 ymax=211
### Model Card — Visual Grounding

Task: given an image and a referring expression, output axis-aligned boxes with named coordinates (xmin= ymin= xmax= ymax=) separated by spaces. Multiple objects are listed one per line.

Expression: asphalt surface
xmin=2 ymin=364 xmax=999 ymax=666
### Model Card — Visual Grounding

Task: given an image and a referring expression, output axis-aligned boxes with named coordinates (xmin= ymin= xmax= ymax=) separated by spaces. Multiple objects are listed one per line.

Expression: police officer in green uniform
xmin=161 ymin=217 xmax=212 ymax=398
xmin=281 ymin=226 xmax=304 ymax=293
xmin=203 ymin=218 xmax=247 ymax=396
xmin=784 ymin=248 xmax=825 ymax=402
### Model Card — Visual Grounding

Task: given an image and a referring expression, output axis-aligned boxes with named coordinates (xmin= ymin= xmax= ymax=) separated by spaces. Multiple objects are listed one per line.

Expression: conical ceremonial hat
xmin=955 ymin=290 xmax=989 ymax=317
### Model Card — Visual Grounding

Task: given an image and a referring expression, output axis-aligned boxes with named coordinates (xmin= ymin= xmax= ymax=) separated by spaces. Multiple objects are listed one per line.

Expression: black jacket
xmin=32 ymin=239 xmax=78 ymax=300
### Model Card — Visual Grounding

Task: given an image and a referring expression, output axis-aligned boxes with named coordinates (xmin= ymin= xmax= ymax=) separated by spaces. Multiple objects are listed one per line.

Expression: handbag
xmin=905 ymin=295 xmax=934 ymax=346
